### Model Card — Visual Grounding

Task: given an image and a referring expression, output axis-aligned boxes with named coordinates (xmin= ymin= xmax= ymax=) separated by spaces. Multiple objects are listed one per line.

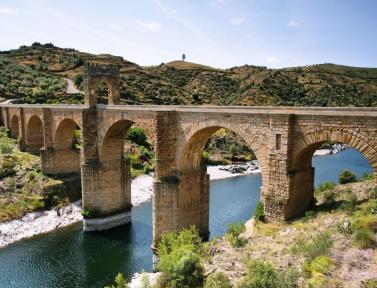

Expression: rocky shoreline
xmin=313 ymin=143 xmax=348 ymax=156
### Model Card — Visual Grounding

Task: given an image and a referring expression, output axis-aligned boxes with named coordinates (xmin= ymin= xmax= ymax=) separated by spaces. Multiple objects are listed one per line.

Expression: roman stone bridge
xmin=1 ymin=63 xmax=377 ymax=247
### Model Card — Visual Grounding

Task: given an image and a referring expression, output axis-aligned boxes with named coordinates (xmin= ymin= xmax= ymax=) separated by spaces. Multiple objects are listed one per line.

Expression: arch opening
xmin=180 ymin=127 xmax=263 ymax=238
xmin=288 ymin=136 xmax=375 ymax=218
xmin=95 ymin=80 xmax=110 ymax=105
xmin=98 ymin=120 xmax=154 ymax=213
xmin=54 ymin=118 xmax=81 ymax=150
xmin=10 ymin=115 xmax=19 ymax=139
xmin=26 ymin=115 xmax=44 ymax=153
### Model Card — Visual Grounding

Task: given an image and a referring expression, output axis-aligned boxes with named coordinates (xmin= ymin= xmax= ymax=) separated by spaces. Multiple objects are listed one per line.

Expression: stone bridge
xmin=1 ymin=63 xmax=377 ymax=247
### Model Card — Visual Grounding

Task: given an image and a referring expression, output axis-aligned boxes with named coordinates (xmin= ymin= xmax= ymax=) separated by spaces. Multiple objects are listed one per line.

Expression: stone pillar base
xmin=83 ymin=210 xmax=131 ymax=231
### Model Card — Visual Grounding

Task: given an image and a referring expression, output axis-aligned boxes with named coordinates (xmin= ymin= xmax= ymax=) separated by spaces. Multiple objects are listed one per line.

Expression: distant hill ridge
xmin=0 ymin=43 xmax=377 ymax=106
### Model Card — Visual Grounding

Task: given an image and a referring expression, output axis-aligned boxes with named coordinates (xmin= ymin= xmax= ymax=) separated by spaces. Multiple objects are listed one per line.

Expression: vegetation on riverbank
xmin=0 ymin=126 xmax=79 ymax=222
xmin=106 ymin=172 xmax=377 ymax=288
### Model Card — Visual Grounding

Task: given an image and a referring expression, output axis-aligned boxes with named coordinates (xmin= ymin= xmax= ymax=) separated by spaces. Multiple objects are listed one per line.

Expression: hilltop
xmin=1 ymin=43 xmax=377 ymax=106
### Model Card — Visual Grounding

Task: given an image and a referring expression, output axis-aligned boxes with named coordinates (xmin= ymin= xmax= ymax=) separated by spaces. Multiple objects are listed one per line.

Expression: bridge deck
xmin=2 ymin=102 xmax=377 ymax=117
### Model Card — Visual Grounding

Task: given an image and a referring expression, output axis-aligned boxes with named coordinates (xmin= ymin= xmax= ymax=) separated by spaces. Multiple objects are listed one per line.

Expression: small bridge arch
xmin=25 ymin=115 xmax=44 ymax=153
xmin=287 ymin=128 xmax=377 ymax=218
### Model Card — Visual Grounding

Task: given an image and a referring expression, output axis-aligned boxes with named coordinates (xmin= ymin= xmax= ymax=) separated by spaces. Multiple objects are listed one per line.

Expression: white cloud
xmin=109 ymin=24 xmax=123 ymax=32
xmin=229 ymin=17 xmax=247 ymax=25
xmin=135 ymin=20 xmax=162 ymax=32
xmin=266 ymin=56 xmax=281 ymax=64
xmin=288 ymin=20 xmax=301 ymax=27
xmin=0 ymin=8 xmax=16 ymax=14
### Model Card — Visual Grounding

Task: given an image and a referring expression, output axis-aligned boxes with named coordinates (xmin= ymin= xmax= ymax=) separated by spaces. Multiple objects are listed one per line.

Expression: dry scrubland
xmin=121 ymin=178 xmax=377 ymax=288
xmin=1 ymin=43 xmax=377 ymax=106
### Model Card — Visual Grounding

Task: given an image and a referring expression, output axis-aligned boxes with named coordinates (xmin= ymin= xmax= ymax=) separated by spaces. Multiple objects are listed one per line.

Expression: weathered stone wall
xmin=2 ymin=75 xmax=377 ymax=242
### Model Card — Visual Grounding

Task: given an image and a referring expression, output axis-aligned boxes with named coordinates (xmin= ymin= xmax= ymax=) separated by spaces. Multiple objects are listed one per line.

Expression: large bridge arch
xmin=174 ymin=120 xmax=269 ymax=238
xmin=287 ymin=128 xmax=377 ymax=218
xmin=178 ymin=120 xmax=269 ymax=186
xmin=25 ymin=115 xmax=44 ymax=153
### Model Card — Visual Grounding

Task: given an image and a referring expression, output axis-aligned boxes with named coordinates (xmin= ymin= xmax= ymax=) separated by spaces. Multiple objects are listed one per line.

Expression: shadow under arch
xmin=26 ymin=115 xmax=44 ymax=153
xmin=287 ymin=129 xmax=377 ymax=218
xmin=177 ymin=124 xmax=266 ymax=238
xmin=10 ymin=114 xmax=19 ymax=139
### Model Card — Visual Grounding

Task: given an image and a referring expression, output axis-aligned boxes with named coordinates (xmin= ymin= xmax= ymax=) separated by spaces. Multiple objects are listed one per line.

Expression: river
xmin=0 ymin=148 xmax=372 ymax=288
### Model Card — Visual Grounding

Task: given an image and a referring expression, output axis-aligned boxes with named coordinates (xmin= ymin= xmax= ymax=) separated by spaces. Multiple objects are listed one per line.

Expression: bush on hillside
xmin=254 ymin=202 xmax=265 ymax=222
xmin=157 ymin=226 xmax=205 ymax=288
xmin=236 ymin=260 xmax=301 ymax=288
xmin=339 ymin=170 xmax=357 ymax=184
xmin=226 ymin=223 xmax=247 ymax=248
xmin=204 ymin=272 xmax=231 ymax=288
xmin=126 ymin=126 xmax=149 ymax=148
xmin=291 ymin=232 xmax=333 ymax=261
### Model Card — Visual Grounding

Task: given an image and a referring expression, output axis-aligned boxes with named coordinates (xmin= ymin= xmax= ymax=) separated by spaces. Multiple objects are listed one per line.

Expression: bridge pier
xmin=41 ymin=148 xmax=80 ymax=175
xmin=81 ymin=158 xmax=132 ymax=231
xmin=152 ymin=167 xmax=209 ymax=246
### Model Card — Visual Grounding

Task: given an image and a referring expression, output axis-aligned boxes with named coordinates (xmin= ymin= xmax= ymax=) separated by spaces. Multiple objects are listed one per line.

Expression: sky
xmin=0 ymin=0 xmax=376 ymax=68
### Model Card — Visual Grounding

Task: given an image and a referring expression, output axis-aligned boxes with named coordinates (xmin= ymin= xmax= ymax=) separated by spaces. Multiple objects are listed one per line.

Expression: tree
xmin=182 ymin=53 xmax=186 ymax=61
xmin=73 ymin=74 xmax=83 ymax=88
xmin=339 ymin=170 xmax=357 ymax=184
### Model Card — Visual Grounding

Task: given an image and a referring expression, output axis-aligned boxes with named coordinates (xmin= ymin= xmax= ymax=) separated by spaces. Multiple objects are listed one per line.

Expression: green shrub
xmin=80 ymin=208 xmax=97 ymax=218
xmin=254 ymin=202 xmax=265 ymax=222
xmin=304 ymin=255 xmax=335 ymax=275
xmin=236 ymin=260 xmax=281 ymax=288
xmin=352 ymin=228 xmax=376 ymax=249
xmin=157 ymin=226 xmax=205 ymax=288
xmin=291 ymin=232 xmax=333 ymax=261
xmin=204 ymin=272 xmax=231 ymax=288
xmin=315 ymin=182 xmax=336 ymax=193
xmin=140 ymin=272 xmax=151 ymax=288
xmin=73 ymin=74 xmax=83 ymax=88
xmin=105 ymin=272 xmax=129 ymax=288
xmin=339 ymin=170 xmax=357 ymax=184
xmin=362 ymin=172 xmax=374 ymax=181
xmin=139 ymin=146 xmax=154 ymax=160
xmin=0 ymin=155 xmax=17 ymax=179
xmin=363 ymin=279 xmax=377 ymax=288
xmin=0 ymin=137 xmax=14 ymax=154
xmin=340 ymin=193 xmax=358 ymax=213
xmin=226 ymin=223 xmax=247 ymax=248
xmin=202 ymin=151 xmax=210 ymax=163
xmin=126 ymin=126 xmax=149 ymax=147
xmin=229 ymin=144 xmax=238 ymax=156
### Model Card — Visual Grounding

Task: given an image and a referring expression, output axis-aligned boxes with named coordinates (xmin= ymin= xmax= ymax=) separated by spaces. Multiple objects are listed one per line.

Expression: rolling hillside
xmin=1 ymin=43 xmax=377 ymax=106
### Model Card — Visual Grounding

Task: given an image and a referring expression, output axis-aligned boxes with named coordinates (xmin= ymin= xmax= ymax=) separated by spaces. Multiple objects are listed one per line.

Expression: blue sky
xmin=0 ymin=0 xmax=376 ymax=68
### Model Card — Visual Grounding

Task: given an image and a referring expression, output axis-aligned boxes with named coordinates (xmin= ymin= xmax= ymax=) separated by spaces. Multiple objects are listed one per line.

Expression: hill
xmin=1 ymin=43 xmax=377 ymax=106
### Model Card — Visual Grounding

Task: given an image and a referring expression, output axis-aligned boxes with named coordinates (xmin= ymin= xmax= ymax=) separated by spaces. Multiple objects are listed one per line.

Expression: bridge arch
xmin=178 ymin=121 xmax=268 ymax=183
xmin=54 ymin=118 xmax=81 ymax=150
xmin=26 ymin=115 xmax=44 ymax=153
xmin=177 ymin=122 xmax=268 ymax=237
xmin=287 ymin=128 xmax=377 ymax=218
xmin=100 ymin=119 xmax=134 ymax=162
xmin=10 ymin=115 xmax=19 ymax=139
